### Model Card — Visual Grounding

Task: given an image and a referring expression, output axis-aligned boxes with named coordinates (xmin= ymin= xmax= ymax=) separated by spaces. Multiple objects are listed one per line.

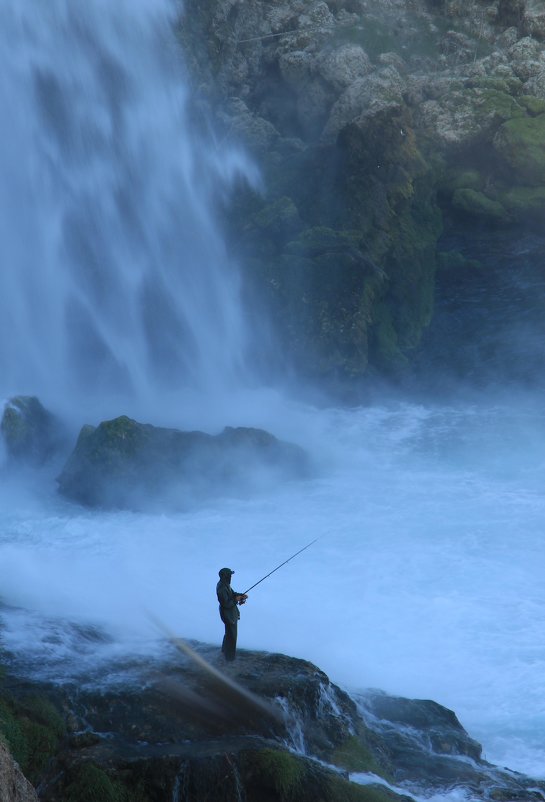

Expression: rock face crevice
xmin=180 ymin=0 xmax=545 ymax=385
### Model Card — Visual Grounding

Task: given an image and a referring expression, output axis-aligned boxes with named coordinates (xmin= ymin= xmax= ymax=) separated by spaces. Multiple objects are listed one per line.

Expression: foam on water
xmin=1 ymin=0 xmax=544 ymax=793
xmin=1 ymin=398 xmax=545 ymax=783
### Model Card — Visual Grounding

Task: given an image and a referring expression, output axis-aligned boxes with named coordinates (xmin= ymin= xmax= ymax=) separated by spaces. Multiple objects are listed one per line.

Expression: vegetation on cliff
xmin=180 ymin=0 xmax=545 ymax=384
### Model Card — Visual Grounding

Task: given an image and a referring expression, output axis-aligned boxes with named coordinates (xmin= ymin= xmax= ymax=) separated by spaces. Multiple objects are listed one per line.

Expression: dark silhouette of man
xmin=216 ymin=568 xmax=248 ymax=661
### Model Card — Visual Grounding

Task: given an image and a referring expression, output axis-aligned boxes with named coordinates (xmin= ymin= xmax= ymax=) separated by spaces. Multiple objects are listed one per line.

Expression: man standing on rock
xmin=216 ymin=568 xmax=248 ymax=662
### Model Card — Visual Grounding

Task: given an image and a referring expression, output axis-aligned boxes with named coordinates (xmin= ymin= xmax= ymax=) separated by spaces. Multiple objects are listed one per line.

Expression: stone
xmin=57 ymin=415 xmax=308 ymax=509
xmin=0 ymin=396 xmax=63 ymax=464
xmin=322 ymin=67 xmax=405 ymax=142
xmin=493 ymin=113 xmax=545 ymax=184
xmin=3 ymin=645 xmax=544 ymax=801
xmin=317 ymin=43 xmax=372 ymax=92
xmin=0 ymin=742 xmax=38 ymax=802
xmin=452 ymin=187 xmax=511 ymax=223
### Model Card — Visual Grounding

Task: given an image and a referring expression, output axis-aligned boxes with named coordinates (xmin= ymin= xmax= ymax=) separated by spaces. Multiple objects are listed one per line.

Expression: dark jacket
xmin=216 ymin=579 xmax=240 ymax=625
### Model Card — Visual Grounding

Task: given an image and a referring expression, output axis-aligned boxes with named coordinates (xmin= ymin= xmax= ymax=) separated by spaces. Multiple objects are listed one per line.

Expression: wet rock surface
xmin=1 ymin=642 xmax=544 ymax=801
xmin=1 ymin=397 xmax=65 ymax=465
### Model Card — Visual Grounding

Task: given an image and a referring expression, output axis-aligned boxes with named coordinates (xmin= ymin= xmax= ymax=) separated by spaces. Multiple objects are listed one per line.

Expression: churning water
xmin=1 ymin=1 xmax=545 ymax=797
xmin=2 ymin=396 xmax=545 ymax=788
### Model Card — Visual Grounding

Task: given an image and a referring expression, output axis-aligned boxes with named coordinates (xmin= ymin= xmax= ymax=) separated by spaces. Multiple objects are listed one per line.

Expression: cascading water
xmin=0 ymin=0 xmax=256 ymax=415
xmin=1 ymin=2 xmax=545 ymax=800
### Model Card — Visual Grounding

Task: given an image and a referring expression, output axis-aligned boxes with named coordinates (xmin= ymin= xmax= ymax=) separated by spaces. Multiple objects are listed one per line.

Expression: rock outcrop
xmin=1 ymin=396 xmax=63 ymax=465
xmin=57 ymin=415 xmax=308 ymax=509
xmin=1 ymin=642 xmax=543 ymax=802
xmin=180 ymin=0 xmax=545 ymax=385
xmin=0 ymin=741 xmax=38 ymax=802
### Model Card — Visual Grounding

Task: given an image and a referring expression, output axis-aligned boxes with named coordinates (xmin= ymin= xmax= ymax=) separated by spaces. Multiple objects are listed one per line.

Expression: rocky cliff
xmin=180 ymin=0 xmax=545 ymax=385
xmin=0 ymin=741 xmax=38 ymax=802
xmin=0 ymin=640 xmax=543 ymax=801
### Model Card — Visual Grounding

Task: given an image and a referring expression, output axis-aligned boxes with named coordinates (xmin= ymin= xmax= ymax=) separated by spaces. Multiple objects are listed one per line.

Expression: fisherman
xmin=216 ymin=568 xmax=248 ymax=662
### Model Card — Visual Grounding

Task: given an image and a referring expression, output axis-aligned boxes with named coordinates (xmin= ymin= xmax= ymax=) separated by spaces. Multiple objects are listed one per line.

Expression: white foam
xmin=1 ymin=399 xmax=545 ymax=781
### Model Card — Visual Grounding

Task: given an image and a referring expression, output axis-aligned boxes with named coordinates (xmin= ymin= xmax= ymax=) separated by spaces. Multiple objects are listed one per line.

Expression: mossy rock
xmin=467 ymin=87 xmax=523 ymax=126
xmin=451 ymin=187 xmax=510 ymax=223
xmin=520 ymin=95 xmax=545 ymax=117
xmin=285 ymin=227 xmax=365 ymax=258
xmin=240 ymin=748 xmax=410 ymax=802
xmin=493 ymin=114 xmax=545 ymax=185
xmin=439 ymin=169 xmax=484 ymax=196
xmin=499 ymin=185 xmax=545 ymax=219
xmin=369 ymin=303 xmax=408 ymax=372
xmin=0 ymin=694 xmax=65 ymax=783
xmin=330 ymin=735 xmax=390 ymax=778
xmin=249 ymin=748 xmax=305 ymax=798
xmin=465 ymin=76 xmax=522 ymax=96
xmin=57 ymin=416 xmax=307 ymax=509
xmin=63 ymin=763 xmax=128 ymax=802
xmin=250 ymin=196 xmax=303 ymax=239
xmin=1 ymin=396 xmax=61 ymax=463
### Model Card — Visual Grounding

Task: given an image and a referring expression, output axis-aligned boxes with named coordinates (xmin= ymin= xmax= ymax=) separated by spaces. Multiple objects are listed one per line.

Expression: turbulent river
xmin=2 ymin=394 xmax=545 ymax=791
xmin=1 ymin=1 xmax=545 ymax=798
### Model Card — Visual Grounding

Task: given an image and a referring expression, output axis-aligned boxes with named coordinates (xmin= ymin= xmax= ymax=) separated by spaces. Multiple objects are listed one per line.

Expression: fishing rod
xmin=242 ymin=537 xmax=319 ymax=595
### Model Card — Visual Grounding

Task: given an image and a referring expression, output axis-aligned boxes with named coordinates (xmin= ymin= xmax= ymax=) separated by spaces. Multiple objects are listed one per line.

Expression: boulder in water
xmin=1 ymin=396 xmax=63 ymax=464
xmin=57 ymin=415 xmax=309 ymax=509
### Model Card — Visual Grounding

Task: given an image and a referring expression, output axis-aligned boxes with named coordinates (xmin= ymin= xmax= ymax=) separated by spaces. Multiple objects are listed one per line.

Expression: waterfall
xmin=0 ymin=0 xmax=256 ymax=414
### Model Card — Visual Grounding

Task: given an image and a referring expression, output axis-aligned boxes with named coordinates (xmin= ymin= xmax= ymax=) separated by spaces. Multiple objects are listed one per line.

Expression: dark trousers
xmin=220 ymin=613 xmax=238 ymax=661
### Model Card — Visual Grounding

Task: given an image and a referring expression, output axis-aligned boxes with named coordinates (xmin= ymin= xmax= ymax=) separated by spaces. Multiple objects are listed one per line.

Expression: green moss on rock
xmin=251 ymin=196 xmax=303 ymax=239
xmin=327 ymin=775 xmax=409 ymax=802
xmin=499 ymin=185 xmax=545 ymax=218
xmin=369 ymin=303 xmax=408 ymax=372
xmin=520 ymin=95 xmax=545 ymax=117
xmin=242 ymin=748 xmax=407 ymax=802
xmin=330 ymin=736 xmax=388 ymax=777
xmin=451 ymin=187 xmax=510 ymax=222
xmin=251 ymin=748 xmax=304 ymax=798
xmin=439 ymin=169 xmax=484 ymax=195
xmin=1 ymin=396 xmax=60 ymax=463
xmin=0 ymin=694 xmax=65 ymax=783
xmin=493 ymin=114 xmax=545 ymax=185
xmin=64 ymin=763 xmax=127 ymax=802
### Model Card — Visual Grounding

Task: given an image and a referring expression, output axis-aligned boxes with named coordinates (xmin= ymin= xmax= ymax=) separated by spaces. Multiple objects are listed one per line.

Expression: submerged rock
xmin=57 ymin=415 xmax=308 ymax=509
xmin=0 ymin=396 xmax=63 ymax=465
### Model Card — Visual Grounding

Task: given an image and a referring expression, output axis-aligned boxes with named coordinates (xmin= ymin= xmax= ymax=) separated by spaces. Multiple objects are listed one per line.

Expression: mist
xmin=2 ymin=395 xmax=545 ymax=782
xmin=1 ymin=0 xmax=545 ymax=797
xmin=0 ymin=0 xmax=261 ymax=421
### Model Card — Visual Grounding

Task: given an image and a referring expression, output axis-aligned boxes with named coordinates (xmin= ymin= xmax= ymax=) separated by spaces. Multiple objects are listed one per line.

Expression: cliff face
xmin=0 ymin=742 xmax=38 ymax=802
xmin=180 ymin=0 xmax=545 ymax=385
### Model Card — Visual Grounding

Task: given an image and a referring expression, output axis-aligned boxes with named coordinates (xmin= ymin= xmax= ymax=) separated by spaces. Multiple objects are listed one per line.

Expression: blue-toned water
xmin=2 ymin=395 xmax=545 ymax=788
xmin=1 ymin=1 xmax=544 ymax=798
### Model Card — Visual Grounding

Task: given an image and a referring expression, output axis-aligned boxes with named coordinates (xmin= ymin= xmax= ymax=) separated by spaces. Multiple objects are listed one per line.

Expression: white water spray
xmin=0 ymin=0 xmax=256 ymax=415
xmin=2 ymin=4 xmax=545 ymax=798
